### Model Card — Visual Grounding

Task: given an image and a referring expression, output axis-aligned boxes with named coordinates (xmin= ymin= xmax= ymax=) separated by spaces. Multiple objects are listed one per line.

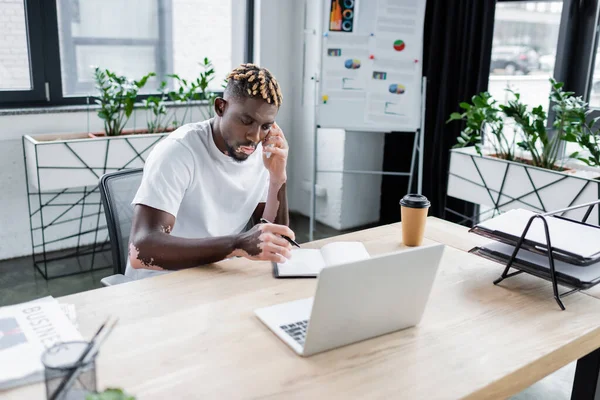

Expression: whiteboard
xmin=317 ymin=0 xmax=427 ymax=132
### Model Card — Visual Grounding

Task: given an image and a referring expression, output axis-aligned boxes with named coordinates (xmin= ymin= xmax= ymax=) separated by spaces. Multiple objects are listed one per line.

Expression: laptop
xmin=254 ymin=243 xmax=445 ymax=357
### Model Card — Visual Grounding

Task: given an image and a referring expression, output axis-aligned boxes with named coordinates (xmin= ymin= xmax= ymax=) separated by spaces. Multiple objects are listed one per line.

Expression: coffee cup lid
xmin=400 ymin=194 xmax=430 ymax=209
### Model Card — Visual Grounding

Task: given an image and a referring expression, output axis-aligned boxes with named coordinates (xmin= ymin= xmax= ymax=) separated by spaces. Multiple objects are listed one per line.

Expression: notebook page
xmin=321 ymin=241 xmax=370 ymax=267
xmin=276 ymin=249 xmax=326 ymax=276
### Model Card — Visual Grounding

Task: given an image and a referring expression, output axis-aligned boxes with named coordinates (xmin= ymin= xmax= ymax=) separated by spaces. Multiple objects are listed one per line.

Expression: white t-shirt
xmin=126 ymin=120 xmax=269 ymax=280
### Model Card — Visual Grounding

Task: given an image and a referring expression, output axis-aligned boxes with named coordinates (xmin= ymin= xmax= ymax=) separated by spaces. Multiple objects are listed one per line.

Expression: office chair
xmin=98 ymin=168 xmax=143 ymax=287
xmin=98 ymin=168 xmax=256 ymax=286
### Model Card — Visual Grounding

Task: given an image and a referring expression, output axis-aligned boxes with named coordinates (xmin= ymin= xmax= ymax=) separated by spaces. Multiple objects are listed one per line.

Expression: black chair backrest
xmin=99 ymin=169 xmax=143 ymax=275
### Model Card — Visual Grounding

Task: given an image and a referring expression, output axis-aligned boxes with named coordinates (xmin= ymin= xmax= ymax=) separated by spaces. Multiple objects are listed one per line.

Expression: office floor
xmin=0 ymin=213 xmax=576 ymax=399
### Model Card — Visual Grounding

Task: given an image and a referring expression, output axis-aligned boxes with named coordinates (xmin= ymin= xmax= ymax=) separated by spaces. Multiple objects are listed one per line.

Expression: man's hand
xmin=262 ymin=122 xmax=288 ymax=186
xmin=233 ymin=222 xmax=295 ymax=263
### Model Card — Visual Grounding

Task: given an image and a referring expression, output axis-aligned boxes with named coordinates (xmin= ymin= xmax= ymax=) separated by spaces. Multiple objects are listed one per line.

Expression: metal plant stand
xmin=22 ymin=135 xmax=165 ymax=280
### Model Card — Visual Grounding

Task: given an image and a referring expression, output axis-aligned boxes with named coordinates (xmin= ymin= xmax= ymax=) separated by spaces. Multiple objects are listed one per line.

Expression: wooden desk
xmin=424 ymin=217 xmax=600 ymax=301
xmin=4 ymin=218 xmax=600 ymax=399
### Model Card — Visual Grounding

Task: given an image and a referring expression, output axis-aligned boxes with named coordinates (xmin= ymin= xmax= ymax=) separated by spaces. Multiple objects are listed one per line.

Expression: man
xmin=126 ymin=63 xmax=295 ymax=280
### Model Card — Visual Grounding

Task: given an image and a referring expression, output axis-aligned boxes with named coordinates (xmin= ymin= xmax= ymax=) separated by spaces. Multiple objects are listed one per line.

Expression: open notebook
xmin=273 ymin=241 xmax=370 ymax=278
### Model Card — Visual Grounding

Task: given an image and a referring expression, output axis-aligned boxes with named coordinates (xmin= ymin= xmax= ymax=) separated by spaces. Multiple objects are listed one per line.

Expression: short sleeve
xmin=132 ymin=139 xmax=194 ymax=218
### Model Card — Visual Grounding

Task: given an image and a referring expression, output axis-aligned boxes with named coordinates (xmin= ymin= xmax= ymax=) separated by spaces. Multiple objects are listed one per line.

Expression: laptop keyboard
xmin=280 ymin=320 xmax=308 ymax=346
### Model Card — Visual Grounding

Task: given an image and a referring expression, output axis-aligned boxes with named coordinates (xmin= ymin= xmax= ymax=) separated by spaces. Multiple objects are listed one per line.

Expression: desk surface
xmin=5 ymin=218 xmax=600 ymax=400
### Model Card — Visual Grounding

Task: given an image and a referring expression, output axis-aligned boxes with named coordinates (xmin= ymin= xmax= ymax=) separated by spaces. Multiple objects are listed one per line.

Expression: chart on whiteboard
xmin=365 ymin=0 xmax=425 ymax=126
xmin=318 ymin=0 xmax=426 ymax=132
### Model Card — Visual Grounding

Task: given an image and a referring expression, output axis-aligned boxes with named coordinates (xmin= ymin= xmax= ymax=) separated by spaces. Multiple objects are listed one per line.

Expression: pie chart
xmin=393 ymin=40 xmax=405 ymax=52
xmin=344 ymin=59 xmax=361 ymax=69
xmin=389 ymin=84 xmax=406 ymax=94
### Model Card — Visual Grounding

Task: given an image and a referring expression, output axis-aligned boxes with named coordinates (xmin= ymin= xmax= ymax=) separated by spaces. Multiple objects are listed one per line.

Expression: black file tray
xmin=469 ymin=211 xmax=600 ymax=266
xmin=470 ymin=200 xmax=600 ymax=310
xmin=470 ymin=243 xmax=600 ymax=290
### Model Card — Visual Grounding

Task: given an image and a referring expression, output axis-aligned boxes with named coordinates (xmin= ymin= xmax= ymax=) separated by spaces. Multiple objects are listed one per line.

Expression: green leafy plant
xmin=550 ymin=80 xmax=600 ymax=167
xmin=143 ymin=80 xmax=169 ymax=133
xmin=94 ymin=67 xmax=154 ymax=136
xmin=502 ymin=79 xmax=588 ymax=170
xmin=167 ymin=58 xmax=217 ymax=127
xmin=194 ymin=57 xmax=217 ymax=120
xmin=570 ymin=121 xmax=600 ymax=167
xmin=166 ymin=74 xmax=196 ymax=127
xmin=448 ymin=78 xmax=600 ymax=171
xmin=500 ymin=90 xmax=555 ymax=168
xmin=86 ymin=388 xmax=135 ymax=400
xmin=447 ymin=92 xmax=514 ymax=160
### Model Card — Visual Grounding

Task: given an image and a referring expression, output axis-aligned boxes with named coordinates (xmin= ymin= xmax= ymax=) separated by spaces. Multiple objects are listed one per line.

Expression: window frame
xmin=0 ymin=0 xmax=255 ymax=109
xmin=552 ymin=0 xmax=600 ymax=111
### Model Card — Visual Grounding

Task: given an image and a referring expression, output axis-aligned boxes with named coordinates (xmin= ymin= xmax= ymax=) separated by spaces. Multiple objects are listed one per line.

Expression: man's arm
xmin=254 ymin=182 xmax=289 ymax=226
xmin=256 ymin=122 xmax=290 ymax=226
xmin=129 ymin=204 xmax=294 ymax=271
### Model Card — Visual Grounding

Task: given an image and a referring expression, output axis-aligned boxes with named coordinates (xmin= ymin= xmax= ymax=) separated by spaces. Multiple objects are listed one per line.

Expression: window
xmin=0 ymin=0 xmax=31 ymax=90
xmin=56 ymin=0 xmax=165 ymax=96
xmin=0 ymin=0 xmax=251 ymax=107
xmin=0 ymin=0 xmax=46 ymax=103
xmin=488 ymin=1 xmax=563 ymax=113
xmin=171 ymin=0 xmax=234 ymax=92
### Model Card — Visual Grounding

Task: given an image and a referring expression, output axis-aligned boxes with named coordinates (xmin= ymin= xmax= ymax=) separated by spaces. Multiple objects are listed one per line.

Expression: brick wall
xmin=0 ymin=0 xmax=30 ymax=89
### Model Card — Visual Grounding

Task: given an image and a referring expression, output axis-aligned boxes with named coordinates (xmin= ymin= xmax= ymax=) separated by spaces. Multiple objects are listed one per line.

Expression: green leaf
xmin=135 ymin=72 xmax=156 ymax=88
xmin=86 ymin=388 xmax=136 ymax=400
xmin=472 ymin=96 xmax=486 ymax=108
xmin=563 ymin=132 xmax=578 ymax=142
xmin=124 ymin=98 xmax=135 ymax=118
xmin=447 ymin=112 xmax=463 ymax=122
xmin=475 ymin=143 xmax=483 ymax=156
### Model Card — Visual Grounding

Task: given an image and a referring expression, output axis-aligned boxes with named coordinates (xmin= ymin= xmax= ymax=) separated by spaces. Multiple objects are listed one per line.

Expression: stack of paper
xmin=470 ymin=242 xmax=600 ymax=289
xmin=0 ymin=296 xmax=81 ymax=391
xmin=470 ymin=208 xmax=600 ymax=265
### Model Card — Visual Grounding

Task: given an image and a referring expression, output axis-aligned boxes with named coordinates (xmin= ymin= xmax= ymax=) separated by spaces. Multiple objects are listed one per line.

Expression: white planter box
xmin=23 ymin=132 xmax=169 ymax=191
xmin=447 ymin=147 xmax=600 ymax=224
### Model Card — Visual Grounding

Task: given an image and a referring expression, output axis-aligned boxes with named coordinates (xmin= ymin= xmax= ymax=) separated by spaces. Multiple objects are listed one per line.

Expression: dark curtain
xmin=380 ymin=0 xmax=496 ymax=225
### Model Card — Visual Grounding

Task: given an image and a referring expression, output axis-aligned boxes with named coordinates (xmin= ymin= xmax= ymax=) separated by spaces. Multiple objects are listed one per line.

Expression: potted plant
xmin=22 ymin=60 xmax=218 ymax=192
xmin=446 ymin=79 xmax=600 ymax=224
xmin=93 ymin=68 xmax=155 ymax=137
xmin=23 ymin=67 xmax=175 ymax=192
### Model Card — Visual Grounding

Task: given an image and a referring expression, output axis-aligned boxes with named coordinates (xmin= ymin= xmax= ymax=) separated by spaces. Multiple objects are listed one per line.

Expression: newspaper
xmin=0 ymin=296 xmax=81 ymax=391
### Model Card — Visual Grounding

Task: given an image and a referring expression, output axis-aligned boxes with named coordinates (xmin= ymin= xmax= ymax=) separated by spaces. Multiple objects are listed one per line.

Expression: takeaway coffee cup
xmin=400 ymin=194 xmax=430 ymax=246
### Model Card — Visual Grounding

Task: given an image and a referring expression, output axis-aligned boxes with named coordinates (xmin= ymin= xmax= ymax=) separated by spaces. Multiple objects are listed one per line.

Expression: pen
xmin=260 ymin=218 xmax=301 ymax=248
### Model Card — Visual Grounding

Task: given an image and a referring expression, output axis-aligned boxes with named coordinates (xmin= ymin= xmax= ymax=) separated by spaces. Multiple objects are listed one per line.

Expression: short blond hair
xmin=225 ymin=63 xmax=283 ymax=107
